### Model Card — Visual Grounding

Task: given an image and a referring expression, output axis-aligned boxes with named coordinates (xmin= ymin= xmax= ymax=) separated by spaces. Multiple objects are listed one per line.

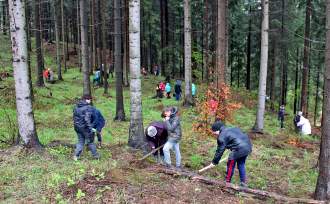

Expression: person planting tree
xmin=200 ymin=121 xmax=252 ymax=187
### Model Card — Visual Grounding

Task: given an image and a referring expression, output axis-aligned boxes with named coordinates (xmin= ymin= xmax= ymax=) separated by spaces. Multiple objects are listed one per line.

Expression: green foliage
xmin=76 ymin=189 xmax=85 ymax=200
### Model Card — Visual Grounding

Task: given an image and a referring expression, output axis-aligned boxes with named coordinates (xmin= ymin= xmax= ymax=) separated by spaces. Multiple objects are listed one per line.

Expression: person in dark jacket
xmin=93 ymin=108 xmax=106 ymax=147
xmin=73 ymin=95 xmax=100 ymax=160
xmin=174 ymin=80 xmax=182 ymax=101
xmin=145 ymin=121 xmax=168 ymax=162
xmin=163 ymin=107 xmax=182 ymax=168
xmin=278 ymin=105 xmax=285 ymax=129
xmin=209 ymin=121 xmax=252 ymax=187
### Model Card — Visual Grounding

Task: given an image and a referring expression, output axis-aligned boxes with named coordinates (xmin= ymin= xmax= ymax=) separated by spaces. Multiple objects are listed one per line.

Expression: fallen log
xmin=152 ymin=167 xmax=325 ymax=204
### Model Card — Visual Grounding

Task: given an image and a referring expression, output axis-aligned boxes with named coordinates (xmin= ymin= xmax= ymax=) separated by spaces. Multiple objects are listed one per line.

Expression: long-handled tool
xmin=136 ymin=144 xmax=165 ymax=162
xmin=198 ymin=156 xmax=229 ymax=173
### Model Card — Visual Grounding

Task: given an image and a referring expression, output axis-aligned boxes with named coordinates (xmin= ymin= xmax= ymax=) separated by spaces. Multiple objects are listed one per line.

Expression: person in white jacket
xmin=297 ymin=111 xmax=311 ymax=135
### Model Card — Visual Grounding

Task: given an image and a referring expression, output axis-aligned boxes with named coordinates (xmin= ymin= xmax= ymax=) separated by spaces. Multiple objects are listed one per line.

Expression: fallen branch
xmin=152 ymin=167 xmax=324 ymax=204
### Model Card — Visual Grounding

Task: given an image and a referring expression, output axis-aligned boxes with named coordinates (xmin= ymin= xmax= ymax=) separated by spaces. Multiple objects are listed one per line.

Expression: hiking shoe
xmin=240 ymin=182 xmax=248 ymax=188
xmin=93 ymin=154 xmax=100 ymax=160
xmin=97 ymin=142 xmax=102 ymax=149
xmin=73 ymin=156 xmax=79 ymax=161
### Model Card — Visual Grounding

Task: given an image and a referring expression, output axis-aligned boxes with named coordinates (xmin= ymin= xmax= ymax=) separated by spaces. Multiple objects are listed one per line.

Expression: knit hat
xmin=298 ymin=111 xmax=303 ymax=116
xmin=211 ymin=121 xmax=225 ymax=132
xmin=147 ymin=126 xmax=157 ymax=137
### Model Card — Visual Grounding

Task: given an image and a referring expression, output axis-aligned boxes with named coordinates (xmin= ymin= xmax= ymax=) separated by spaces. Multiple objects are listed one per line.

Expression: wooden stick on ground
xmin=151 ymin=167 xmax=325 ymax=204
xmin=135 ymin=144 xmax=165 ymax=162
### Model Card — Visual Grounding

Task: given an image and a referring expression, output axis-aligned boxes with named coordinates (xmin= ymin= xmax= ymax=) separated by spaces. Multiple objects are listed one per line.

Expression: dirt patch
xmin=63 ymin=167 xmax=241 ymax=203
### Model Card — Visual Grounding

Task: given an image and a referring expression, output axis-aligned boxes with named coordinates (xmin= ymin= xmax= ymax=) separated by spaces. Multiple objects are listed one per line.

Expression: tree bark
xmin=34 ymin=0 xmax=44 ymax=87
xmin=114 ymin=0 xmax=125 ymax=121
xmin=203 ymin=0 xmax=209 ymax=83
xmin=9 ymin=0 xmax=42 ymax=149
xmin=246 ymin=5 xmax=252 ymax=90
xmin=128 ymin=0 xmax=145 ymax=149
xmin=53 ymin=0 xmax=62 ymax=81
xmin=314 ymin=64 xmax=321 ymax=126
xmin=300 ymin=0 xmax=312 ymax=115
xmin=270 ymin=39 xmax=276 ymax=111
xmin=294 ymin=48 xmax=299 ymax=114
xmin=80 ymin=0 xmax=91 ymax=96
xmin=183 ymin=0 xmax=193 ymax=106
xmin=123 ymin=0 xmax=130 ymax=87
xmin=216 ymin=0 xmax=227 ymax=86
xmin=61 ymin=0 xmax=67 ymax=72
xmin=101 ymin=0 xmax=109 ymax=94
xmin=253 ymin=0 xmax=269 ymax=132
xmin=77 ymin=0 xmax=81 ymax=72
xmin=315 ymin=0 xmax=330 ymax=199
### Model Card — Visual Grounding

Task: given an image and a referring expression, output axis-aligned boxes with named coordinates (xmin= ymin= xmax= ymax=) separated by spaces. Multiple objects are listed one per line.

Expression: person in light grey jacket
xmin=163 ymin=107 xmax=182 ymax=168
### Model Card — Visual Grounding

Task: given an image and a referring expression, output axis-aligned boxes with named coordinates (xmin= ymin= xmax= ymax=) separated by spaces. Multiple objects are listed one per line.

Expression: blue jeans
xmin=175 ymin=93 xmax=181 ymax=101
xmin=226 ymin=155 xmax=247 ymax=183
xmin=163 ymin=140 xmax=181 ymax=167
xmin=74 ymin=128 xmax=99 ymax=158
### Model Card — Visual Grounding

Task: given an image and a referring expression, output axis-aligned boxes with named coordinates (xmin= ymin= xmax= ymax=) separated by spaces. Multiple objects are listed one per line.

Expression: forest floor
xmin=0 ymin=34 xmax=322 ymax=203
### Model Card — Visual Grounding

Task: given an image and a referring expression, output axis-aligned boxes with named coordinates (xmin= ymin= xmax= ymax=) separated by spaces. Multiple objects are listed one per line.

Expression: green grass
xmin=0 ymin=34 xmax=321 ymax=202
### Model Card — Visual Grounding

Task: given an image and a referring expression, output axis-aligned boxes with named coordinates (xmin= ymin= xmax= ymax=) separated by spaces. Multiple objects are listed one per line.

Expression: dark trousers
xmin=74 ymin=128 xmax=98 ymax=157
xmin=280 ymin=118 xmax=284 ymax=128
xmin=97 ymin=132 xmax=102 ymax=143
xmin=226 ymin=155 xmax=247 ymax=183
xmin=175 ymin=92 xmax=181 ymax=101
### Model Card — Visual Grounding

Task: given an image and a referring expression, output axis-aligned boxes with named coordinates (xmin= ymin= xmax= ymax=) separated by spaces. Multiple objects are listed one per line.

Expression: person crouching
xmin=145 ymin=121 xmax=168 ymax=163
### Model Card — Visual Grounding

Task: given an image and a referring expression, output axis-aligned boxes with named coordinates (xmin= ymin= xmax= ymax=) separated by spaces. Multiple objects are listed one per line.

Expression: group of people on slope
xmin=145 ymin=109 xmax=252 ymax=187
xmin=154 ymin=80 xmax=196 ymax=101
xmin=72 ymin=95 xmax=253 ymax=187
xmin=278 ymin=105 xmax=311 ymax=135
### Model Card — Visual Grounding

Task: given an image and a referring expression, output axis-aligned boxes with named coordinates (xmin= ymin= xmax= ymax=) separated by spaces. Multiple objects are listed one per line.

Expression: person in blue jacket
xmin=93 ymin=109 xmax=106 ymax=147
xmin=73 ymin=95 xmax=100 ymax=160
xmin=165 ymin=82 xmax=171 ymax=98
xmin=192 ymin=83 xmax=196 ymax=97
xmin=207 ymin=121 xmax=252 ymax=187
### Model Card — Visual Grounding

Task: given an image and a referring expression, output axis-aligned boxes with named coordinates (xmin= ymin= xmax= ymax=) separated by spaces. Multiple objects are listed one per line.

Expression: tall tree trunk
xmin=203 ymin=0 xmax=209 ymax=83
xmin=183 ymin=0 xmax=193 ymax=106
xmin=160 ymin=0 xmax=166 ymax=76
xmin=123 ymin=0 xmax=129 ymax=87
xmin=114 ymin=0 xmax=125 ymax=121
xmin=246 ymin=5 xmax=252 ymax=90
xmin=300 ymin=0 xmax=312 ymax=115
xmin=270 ymin=39 xmax=276 ymax=111
xmin=9 ymin=0 xmax=42 ymax=149
xmin=253 ymin=0 xmax=269 ymax=132
xmin=91 ymin=0 xmax=97 ymax=71
xmin=128 ymin=0 xmax=144 ymax=149
xmin=80 ymin=0 xmax=91 ymax=96
xmin=97 ymin=0 xmax=102 ymax=74
xmin=53 ymin=0 xmax=62 ymax=80
xmin=77 ymin=0 xmax=81 ymax=71
xmin=102 ymin=0 xmax=109 ymax=94
xmin=216 ymin=0 xmax=227 ymax=86
xmin=315 ymin=0 xmax=330 ymax=199
xmin=314 ymin=64 xmax=321 ymax=126
xmin=34 ymin=0 xmax=44 ymax=87
xmin=294 ymin=48 xmax=299 ymax=114
xmin=1 ymin=0 xmax=6 ymax=35
xmin=61 ymin=0 xmax=67 ymax=72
